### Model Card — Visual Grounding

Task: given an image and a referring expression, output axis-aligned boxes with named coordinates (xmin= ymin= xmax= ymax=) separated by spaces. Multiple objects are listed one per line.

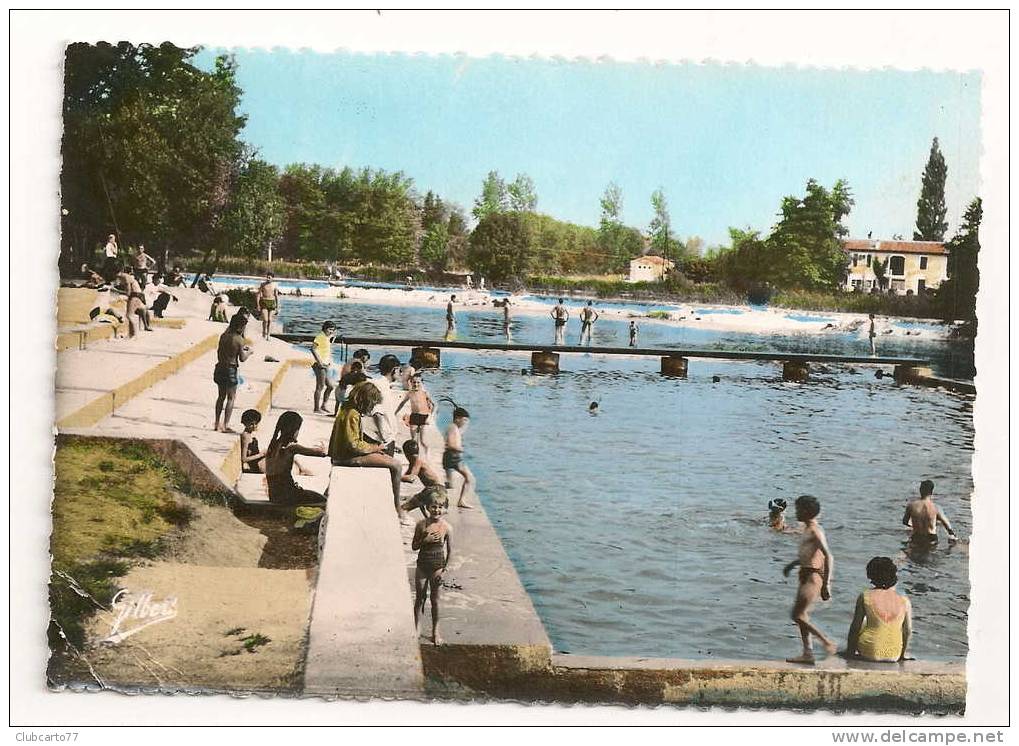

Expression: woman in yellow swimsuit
xmin=845 ymin=557 xmax=912 ymax=662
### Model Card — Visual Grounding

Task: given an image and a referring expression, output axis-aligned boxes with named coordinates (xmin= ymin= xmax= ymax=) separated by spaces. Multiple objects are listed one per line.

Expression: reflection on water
xmin=280 ymin=298 xmax=972 ymax=661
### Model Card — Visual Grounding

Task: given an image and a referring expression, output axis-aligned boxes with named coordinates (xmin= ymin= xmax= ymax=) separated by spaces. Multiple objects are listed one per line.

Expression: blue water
xmin=278 ymin=296 xmax=972 ymax=661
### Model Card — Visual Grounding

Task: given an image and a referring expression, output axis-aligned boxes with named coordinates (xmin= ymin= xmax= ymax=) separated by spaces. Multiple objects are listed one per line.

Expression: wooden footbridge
xmin=275 ymin=334 xmax=938 ymax=383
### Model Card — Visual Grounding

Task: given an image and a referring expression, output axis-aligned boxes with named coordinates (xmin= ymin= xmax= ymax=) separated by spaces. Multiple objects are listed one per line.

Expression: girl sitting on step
xmin=264 ymin=411 xmax=328 ymax=507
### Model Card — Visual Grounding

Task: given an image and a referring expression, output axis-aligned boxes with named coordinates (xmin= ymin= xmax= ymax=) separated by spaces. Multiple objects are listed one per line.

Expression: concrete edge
xmin=56 ymin=333 xmax=219 ymax=431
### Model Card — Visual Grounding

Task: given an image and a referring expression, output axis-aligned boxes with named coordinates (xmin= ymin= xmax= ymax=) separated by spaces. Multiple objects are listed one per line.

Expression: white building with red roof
xmin=842 ymin=239 xmax=949 ymax=295
xmin=628 ymin=254 xmax=674 ymax=283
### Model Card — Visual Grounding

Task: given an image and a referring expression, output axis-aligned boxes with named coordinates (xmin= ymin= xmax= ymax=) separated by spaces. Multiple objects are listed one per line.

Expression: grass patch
xmin=49 ymin=440 xmax=195 ymax=656
xmin=646 ymin=310 xmax=672 ymax=319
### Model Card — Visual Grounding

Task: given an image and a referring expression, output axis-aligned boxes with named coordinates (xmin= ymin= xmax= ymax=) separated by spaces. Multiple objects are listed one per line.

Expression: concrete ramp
xmin=303 ymin=467 xmax=424 ymax=698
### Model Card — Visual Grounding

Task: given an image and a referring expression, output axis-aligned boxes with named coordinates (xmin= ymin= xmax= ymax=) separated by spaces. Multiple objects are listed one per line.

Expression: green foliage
xmin=219 ymin=158 xmax=284 ymax=258
xmin=914 ymin=137 xmax=949 ymax=241
xmin=715 ymin=180 xmax=853 ymax=293
xmin=679 ymin=256 xmax=717 ymax=283
xmin=524 ymin=213 xmax=602 ymax=275
xmin=937 ymin=197 xmax=981 ymax=322
xmin=507 ymin=173 xmax=538 ymax=212
xmin=597 ymin=182 xmax=643 ymax=273
xmin=648 ymin=188 xmax=683 ymax=263
xmin=276 ymin=164 xmax=417 ymax=265
xmin=472 ymin=171 xmax=508 ymax=221
xmin=766 ymin=179 xmax=852 ymax=290
xmin=467 ymin=212 xmax=534 ymax=282
xmin=871 ymin=256 xmax=888 ymax=290
xmin=61 ymin=43 xmax=246 ymax=261
xmin=771 ymin=288 xmax=940 ymax=319
xmin=420 ymin=221 xmax=450 ymax=272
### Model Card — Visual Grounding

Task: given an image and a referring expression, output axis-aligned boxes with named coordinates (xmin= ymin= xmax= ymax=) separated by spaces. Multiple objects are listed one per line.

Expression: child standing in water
xmin=239 ymin=409 xmax=266 ymax=473
xmin=782 ymin=495 xmax=837 ymax=663
xmin=768 ymin=498 xmax=788 ymax=531
xmin=441 ymin=399 xmax=475 ymax=509
xmin=413 ymin=489 xmax=453 ymax=645
xmin=628 ymin=320 xmax=639 ymax=347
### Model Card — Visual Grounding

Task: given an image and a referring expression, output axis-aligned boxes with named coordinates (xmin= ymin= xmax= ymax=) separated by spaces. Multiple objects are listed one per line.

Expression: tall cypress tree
xmin=914 ymin=137 xmax=949 ymax=241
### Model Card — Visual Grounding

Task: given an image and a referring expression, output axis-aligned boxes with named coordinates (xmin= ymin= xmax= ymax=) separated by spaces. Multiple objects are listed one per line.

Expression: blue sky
xmin=197 ymin=49 xmax=981 ymax=247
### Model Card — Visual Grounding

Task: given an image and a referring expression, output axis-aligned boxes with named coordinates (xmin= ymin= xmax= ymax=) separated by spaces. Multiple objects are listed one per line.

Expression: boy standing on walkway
xmin=311 ymin=321 xmax=337 ymax=414
xmin=783 ymin=495 xmax=837 ymax=664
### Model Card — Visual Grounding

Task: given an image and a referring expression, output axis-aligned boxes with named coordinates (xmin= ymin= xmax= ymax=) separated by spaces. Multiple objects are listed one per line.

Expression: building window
xmin=852 ymin=254 xmax=858 ymax=267
xmin=919 ymin=256 xmax=928 ymax=269
xmin=889 ymin=255 xmax=905 ymax=276
xmin=917 ymin=279 xmax=926 ymax=294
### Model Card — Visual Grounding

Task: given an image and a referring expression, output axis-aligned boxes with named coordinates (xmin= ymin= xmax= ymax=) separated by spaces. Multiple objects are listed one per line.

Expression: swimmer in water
xmin=782 ymin=495 xmax=837 ymax=663
xmin=902 ymin=479 xmax=958 ymax=546
xmin=588 ymin=401 xmax=600 ymax=416
xmin=768 ymin=498 xmax=788 ymax=530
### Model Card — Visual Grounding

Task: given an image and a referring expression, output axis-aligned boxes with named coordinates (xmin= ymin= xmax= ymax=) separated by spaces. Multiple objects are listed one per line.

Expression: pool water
xmin=279 ymin=298 xmax=973 ymax=662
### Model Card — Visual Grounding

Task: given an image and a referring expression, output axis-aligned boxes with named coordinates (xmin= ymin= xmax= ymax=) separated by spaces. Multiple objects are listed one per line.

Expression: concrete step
xmin=70 ymin=333 xmax=304 ymax=488
xmin=303 ymin=466 xmax=424 ymax=698
xmin=55 ymin=323 xmax=222 ymax=430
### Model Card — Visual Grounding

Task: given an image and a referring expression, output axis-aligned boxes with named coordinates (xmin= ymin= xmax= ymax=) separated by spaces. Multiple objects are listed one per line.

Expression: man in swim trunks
xmin=551 ymin=298 xmax=569 ymax=345
xmin=446 ymin=295 xmax=456 ymax=336
xmin=256 ymin=272 xmax=280 ymax=340
xmin=114 ymin=264 xmax=152 ymax=337
xmin=311 ymin=320 xmax=337 ymax=413
xmin=782 ymin=495 xmax=837 ymax=663
xmin=132 ymin=244 xmax=156 ymax=288
xmin=579 ymin=300 xmax=599 ymax=345
xmin=902 ymin=479 xmax=958 ymax=545
xmin=213 ymin=313 xmax=253 ymax=433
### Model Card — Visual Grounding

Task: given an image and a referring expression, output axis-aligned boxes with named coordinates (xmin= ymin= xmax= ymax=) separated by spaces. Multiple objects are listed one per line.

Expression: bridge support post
xmin=531 ymin=350 xmax=560 ymax=373
xmin=660 ymin=356 xmax=688 ymax=377
xmin=411 ymin=346 xmax=441 ymax=368
xmin=782 ymin=361 xmax=810 ymax=382
xmin=893 ymin=364 xmax=933 ymax=385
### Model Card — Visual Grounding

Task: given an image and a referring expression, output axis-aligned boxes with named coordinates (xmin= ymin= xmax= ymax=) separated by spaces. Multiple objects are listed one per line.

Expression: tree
xmin=472 ymin=171 xmax=508 ymax=221
xmin=445 ymin=208 xmax=469 ymax=269
xmin=648 ymin=188 xmax=683 ymax=263
xmin=507 ymin=173 xmax=538 ymax=212
xmin=871 ymin=256 xmax=888 ymax=291
xmin=61 ymin=43 xmax=247 ymax=264
xmin=937 ymin=197 xmax=981 ymax=322
xmin=219 ymin=157 xmax=284 ymax=258
xmin=914 ymin=137 xmax=949 ymax=241
xmin=419 ymin=221 xmax=449 ymax=272
xmin=467 ymin=212 xmax=534 ymax=282
xmin=766 ymin=179 xmax=853 ymax=290
xmin=597 ymin=182 xmax=638 ymax=273
xmin=421 ymin=190 xmax=446 ymax=231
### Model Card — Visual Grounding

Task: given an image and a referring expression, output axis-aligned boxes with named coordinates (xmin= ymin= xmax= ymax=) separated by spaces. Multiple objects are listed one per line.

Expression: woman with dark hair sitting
xmin=845 ymin=557 xmax=913 ymax=662
xmin=329 ymin=382 xmax=405 ymax=518
xmin=264 ymin=411 xmax=328 ymax=506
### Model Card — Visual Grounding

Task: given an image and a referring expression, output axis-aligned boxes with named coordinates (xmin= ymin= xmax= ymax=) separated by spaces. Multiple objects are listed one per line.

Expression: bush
xmin=769 ymin=288 xmax=941 ymax=318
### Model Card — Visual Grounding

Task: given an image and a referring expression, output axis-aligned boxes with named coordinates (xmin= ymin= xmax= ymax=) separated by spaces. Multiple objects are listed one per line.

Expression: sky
xmin=196 ymin=49 xmax=982 ymax=247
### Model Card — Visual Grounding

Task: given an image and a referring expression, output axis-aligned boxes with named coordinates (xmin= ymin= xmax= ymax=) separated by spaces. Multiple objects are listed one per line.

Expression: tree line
xmin=60 ymin=43 xmax=979 ymax=322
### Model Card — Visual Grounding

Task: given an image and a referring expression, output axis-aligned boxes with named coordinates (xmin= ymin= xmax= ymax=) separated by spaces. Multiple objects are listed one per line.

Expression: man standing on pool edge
xmin=257 ymin=272 xmax=280 ymax=340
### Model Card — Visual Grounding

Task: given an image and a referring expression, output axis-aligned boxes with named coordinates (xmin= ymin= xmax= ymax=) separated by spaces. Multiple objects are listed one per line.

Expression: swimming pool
xmin=280 ymin=298 xmax=973 ymax=662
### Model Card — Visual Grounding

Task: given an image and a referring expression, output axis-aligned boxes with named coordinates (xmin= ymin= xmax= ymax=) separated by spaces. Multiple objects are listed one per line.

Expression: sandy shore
xmin=209 ymin=275 xmax=957 ymax=342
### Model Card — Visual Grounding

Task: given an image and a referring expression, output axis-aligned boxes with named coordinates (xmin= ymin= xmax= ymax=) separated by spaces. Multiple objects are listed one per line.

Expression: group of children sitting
xmin=766 ymin=480 xmax=958 ymax=664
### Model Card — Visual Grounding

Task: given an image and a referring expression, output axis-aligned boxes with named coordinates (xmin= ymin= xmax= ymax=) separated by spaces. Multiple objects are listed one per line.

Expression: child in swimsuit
xmin=240 ymin=409 xmax=265 ymax=473
xmin=902 ymin=479 xmax=958 ymax=546
xmin=441 ymin=400 xmax=475 ymax=509
xmin=628 ymin=320 xmax=639 ymax=347
xmin=782 ymin=495 xmax=837 ymax=663
xmin=768 ymin=498 xmax=788 ymax=531
xmin=412 ymin=489 xmax=453 ymax=645
xmin=400 ymin=440 xmax=445 ymax=516
xmin=396 ymin=373 xmax=435 ymax=458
